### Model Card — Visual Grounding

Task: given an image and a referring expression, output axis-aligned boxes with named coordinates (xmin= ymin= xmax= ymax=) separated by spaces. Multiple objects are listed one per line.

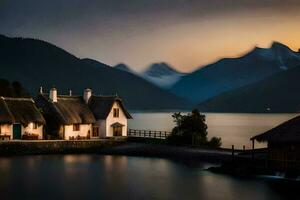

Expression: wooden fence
xmin=128 ymin=129 xmax=171 ymax=139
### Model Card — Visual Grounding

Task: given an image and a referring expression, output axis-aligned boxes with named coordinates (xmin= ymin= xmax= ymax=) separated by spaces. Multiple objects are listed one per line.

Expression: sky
xmin=1 ymin=0 xmax=300 ymax=72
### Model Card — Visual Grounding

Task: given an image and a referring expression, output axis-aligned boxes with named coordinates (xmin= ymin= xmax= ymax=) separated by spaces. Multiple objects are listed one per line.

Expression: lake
xmin=128 ymin=113 xmax=298 ymax=149
xmin=0 ymin=155 xmax=298 ymax=200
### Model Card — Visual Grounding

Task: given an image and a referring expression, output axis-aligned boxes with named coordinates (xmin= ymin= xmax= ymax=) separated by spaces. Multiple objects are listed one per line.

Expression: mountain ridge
xmin=0 ymin=34 xmax=190 ymax=110
xmin=170 ymin=41 xmax=300 ymax=103
xmin=197 ymin=64 xmax=300 ymax=113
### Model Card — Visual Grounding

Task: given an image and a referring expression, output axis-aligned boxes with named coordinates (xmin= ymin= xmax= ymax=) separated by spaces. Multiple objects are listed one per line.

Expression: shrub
xmin=209 ymin=137 xmax=222 ymax=148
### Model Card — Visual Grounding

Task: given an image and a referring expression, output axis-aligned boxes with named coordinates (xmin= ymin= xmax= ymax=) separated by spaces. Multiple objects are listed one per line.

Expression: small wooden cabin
xmin=0 ymin=97 xmax=45 ymax=140
xmin=35 ymin=88 xmax=96 ymax=140
xmin=251 ymin=115 xmax=300 ymax=172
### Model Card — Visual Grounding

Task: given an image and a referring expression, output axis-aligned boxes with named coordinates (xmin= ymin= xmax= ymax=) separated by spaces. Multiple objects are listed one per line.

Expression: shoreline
xmin=0 ymin=139 xmax=235 ymax=163
xmin=2 ymin=140 xmax=297 ymax=178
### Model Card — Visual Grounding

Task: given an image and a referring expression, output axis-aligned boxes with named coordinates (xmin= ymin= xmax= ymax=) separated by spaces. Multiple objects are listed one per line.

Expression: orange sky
xmin=70 ymin=8 xmax=300 ymax=72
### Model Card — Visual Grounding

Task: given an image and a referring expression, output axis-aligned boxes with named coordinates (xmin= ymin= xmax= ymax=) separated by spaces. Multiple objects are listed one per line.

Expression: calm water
xmin=0 ymin=155 xmax=298 ymax=200
xmin=128 ymin=113 xmax=298 ymax=149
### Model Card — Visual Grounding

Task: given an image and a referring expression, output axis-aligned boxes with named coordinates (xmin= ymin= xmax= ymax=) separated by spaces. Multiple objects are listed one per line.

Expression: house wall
xmin=95 ymin=120 xmax=106 ymax=138
xmin=63 ymin=124 xmax=93 ymax=140
xmin=267 ymin=143 xmax=300 ymax=171
xmin=0 ymin=123 xmax=43 ymax=139
xmin=0 ymin=124 xmax=12 ymax=139
xmin=22 ymin=123 xmax=44 ymax=139
xmin=105 ymin=102 xmax=128 ymax=137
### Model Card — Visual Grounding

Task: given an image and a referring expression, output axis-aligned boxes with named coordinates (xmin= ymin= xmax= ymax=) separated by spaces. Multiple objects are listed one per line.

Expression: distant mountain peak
xmin=270 ymin=41 xmax=290 ymax=50
xmin=143 ymin=62 xmax=182 ymax=77
xmin=140 ymin=62 xmax=186 ymax=89
xmin=114 ymin=63 xmax=132 ymax=72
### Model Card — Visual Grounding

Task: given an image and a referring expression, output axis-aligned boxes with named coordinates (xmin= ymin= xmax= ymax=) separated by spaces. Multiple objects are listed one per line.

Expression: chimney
xmin=49 ymin=88 xmax=58 ymax=102
xmin=69 ymin=90 xmax=72 ymax=96
xmin=83 ymin=88 xmax=92 ymax=104
xmin=39 ymin=86 xmax=43 ymax=94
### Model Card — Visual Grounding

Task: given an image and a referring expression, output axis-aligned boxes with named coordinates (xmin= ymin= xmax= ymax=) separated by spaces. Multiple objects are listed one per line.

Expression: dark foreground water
xmin=0 ymin=155 xmax=299 ymax=200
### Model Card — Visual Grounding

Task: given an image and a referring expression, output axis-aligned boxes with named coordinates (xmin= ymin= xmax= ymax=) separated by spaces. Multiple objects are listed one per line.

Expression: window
xmin=33 ymin=123 xmax=38 ymax=129
xmin=92 ymin=127 xmax=99 ymax=137
xmin=113 ymin=108 xmax=119 ymax=118
xmin=73 ymin=124 xmax=80 ymax=131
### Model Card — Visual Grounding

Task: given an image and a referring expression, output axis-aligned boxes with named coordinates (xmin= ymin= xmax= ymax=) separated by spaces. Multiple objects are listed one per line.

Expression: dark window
xmin=113 ymin=108 xmax=119 ymax=118
xmin=73 ymin=124 xmax=80 ymax=131
xmin=33 ymin=123 xmax=38 ymax=129
xmin=92 ymin=127 xmax=99 ymax=137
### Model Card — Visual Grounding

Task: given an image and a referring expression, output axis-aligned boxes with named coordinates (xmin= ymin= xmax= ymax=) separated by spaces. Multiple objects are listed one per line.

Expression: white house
xmin=35 ymin=88 xmax=96 ymax=140
xmin=35 ymin=88 xmax=132 ymax=140
xmin=87 ymin=89 xmax=132 ymax=138
xmin=0 ymin=97 xmax=45 ymax=140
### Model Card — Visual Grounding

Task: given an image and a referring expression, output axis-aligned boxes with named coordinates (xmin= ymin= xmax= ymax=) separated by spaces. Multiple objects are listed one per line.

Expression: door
xmin=13 ymin=124 xmax=22 ymax=139
xmin=113 ymin=126 xmax=122 ymax=136
xmin=92 ymin=127 xmax=99 ymax=137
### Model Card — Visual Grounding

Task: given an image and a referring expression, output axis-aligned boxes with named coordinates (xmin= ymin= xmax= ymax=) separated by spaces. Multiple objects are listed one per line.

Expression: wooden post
xmin=232 ymin=145 xmax=235 ymax=161
xmin=252 ymin=139 xmax=255 ymax=160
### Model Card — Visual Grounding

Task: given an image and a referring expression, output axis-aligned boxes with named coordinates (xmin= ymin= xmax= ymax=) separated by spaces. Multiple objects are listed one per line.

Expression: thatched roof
xmin=88 ymin=96 xmax=132 ymax=120
xmin=35 ymin=94 xmax=96 ymax=125
xmin=0 ymin=97 xmax=45 ymax=125
xmin=251 ymin=115 xmax=300 ymax=143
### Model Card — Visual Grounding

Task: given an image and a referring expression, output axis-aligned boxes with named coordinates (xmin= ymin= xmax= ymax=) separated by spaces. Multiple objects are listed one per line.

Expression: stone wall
xmin=0 ymin=138 xmax=127 ymax=155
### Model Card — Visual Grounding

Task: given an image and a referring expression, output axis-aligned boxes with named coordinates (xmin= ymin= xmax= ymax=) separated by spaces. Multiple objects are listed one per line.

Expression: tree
xmin=12 ymin=81 xmax=30 ymax=97
xmin=0 ymin=79 xmax=13 ymax=97
xmin=0 ymin=79 xmax=30 ymax=97
xmin=168 ymin=109 xmax=221 ymax=148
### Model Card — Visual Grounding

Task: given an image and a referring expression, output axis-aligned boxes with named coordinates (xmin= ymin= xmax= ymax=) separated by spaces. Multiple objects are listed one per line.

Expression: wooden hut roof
xmin=35 ymin=94 xmax=96 ymax=125
xmin=0 ymin=97 xmax=45 ymax=125
xmin=251 ymin=115 xmax=300 ymax=143
xmin=88 ymin=96 xmax=132 ymax=120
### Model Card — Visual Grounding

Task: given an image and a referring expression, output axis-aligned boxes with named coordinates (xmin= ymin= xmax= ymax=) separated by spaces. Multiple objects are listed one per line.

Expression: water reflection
xmin=0 ymin=155 xmax=298 ymax=200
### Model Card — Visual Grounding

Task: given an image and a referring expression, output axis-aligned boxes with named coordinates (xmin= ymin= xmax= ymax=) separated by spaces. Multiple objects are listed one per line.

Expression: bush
xmin=209 ymin=137 xmax=222 ymax=148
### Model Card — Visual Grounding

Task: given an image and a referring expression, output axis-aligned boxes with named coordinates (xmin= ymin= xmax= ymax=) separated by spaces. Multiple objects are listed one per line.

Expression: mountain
xmin=114 ymin=63 xmax=133 ymax=73
xmin=197 ymin=65 xmax=300 ymax=113
xmin=141 ymin=62 xmax=186 ymax=89
xmin=171 ymin=42 xmax=300 ymax=103
xmin=0 ymin=34 xmax=190 ymax=110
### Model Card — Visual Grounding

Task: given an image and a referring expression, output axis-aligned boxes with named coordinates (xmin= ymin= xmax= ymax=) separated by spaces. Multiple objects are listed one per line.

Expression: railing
xmin=128 ymin=129 xmax=171 ymax=139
